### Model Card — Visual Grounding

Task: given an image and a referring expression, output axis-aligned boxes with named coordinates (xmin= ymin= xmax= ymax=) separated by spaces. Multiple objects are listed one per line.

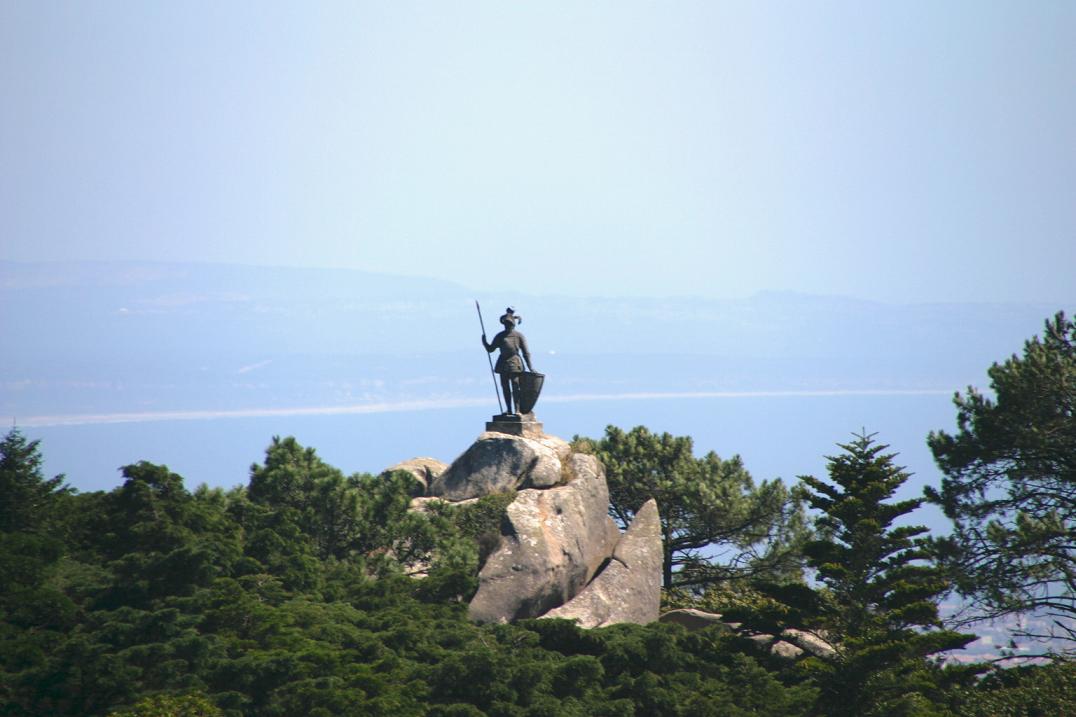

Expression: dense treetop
xmin=575 ymin=426 xmax=809 ymax=589
xmin=0 ymin=432 xmax=818 ymax=716
xmin=2 ymin=312 xmax=1075 ymax=716
xmin=928 ymin=311 xmax=1076 ymax=652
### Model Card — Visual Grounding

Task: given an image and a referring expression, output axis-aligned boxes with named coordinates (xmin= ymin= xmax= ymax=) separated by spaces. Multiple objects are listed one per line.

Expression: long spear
xmin=475 ymin=300 xmax=504 ymax=414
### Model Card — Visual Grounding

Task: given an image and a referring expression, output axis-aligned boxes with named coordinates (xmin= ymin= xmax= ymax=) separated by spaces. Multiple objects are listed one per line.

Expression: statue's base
xmin=486 ymin=413 xmax=543 ymax=438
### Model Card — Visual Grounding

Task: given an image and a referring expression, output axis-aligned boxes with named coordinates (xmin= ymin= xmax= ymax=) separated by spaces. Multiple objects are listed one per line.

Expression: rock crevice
xmin=539 ymin=499 xmax=662 ymax=628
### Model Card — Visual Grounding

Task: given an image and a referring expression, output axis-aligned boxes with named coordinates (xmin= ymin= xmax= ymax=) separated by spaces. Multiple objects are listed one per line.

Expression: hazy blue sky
xmin=2 ymin=2 xmax=1073 ymax=303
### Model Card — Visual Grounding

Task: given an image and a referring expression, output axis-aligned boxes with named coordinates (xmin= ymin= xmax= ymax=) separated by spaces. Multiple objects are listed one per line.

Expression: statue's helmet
xmin=500 ymin=307 xmax=521 ymax=327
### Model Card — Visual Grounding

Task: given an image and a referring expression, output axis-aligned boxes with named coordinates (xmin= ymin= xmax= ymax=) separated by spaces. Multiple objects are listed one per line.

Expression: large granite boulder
xmin=467 ymin=453 xmax=621 ymax=623
xmin=429 ymin=432 xmax=572 ymax=501
xmin=383 ymin=457 xmax=448 ymax=497
xmin=540 ymin=498 xmax=662 ymax=628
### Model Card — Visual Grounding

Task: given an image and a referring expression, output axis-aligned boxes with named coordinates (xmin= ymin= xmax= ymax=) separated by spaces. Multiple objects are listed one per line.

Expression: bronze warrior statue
xmin=482 ymin=307 xmax=534 ymax=416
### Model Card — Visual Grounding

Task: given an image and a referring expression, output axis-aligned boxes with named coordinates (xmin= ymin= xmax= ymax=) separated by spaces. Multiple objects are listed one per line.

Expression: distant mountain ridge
xmin=1 ymin=261 xmax=1065 ymax=419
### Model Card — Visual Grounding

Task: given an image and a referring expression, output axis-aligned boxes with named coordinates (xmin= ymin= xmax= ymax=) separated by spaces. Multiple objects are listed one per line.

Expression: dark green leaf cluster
xmin=575 ymin=426 xmax=810 ymax=589
xmin=0 ymin=428 xmax=71 ymax=534
xmin=927 ymin=311 xmax=1076 ymax=649
xmin=727 ymin=434 xmax=980 ymax=717
xmin=947 ymin=659 xmax=1076 ymax=717
xmin=0 ymin=430 xmax=814 ymax=717
xmin=6 ymin=307 xmax=1073 ymax=717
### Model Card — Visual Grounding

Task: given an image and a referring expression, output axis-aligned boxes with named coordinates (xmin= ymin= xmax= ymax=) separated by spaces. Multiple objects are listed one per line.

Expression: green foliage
xmin=575 ymin=425 xmax=809 ymax=589
xmin=9 ymin=428 xmax=1066 ymax=716
xmin=0 ymin=428 xmax=79 ymax=692
xmin=84 ymin=462 xmax=245 ymax=609
xmin=0 ymin=427 xmax=70 ymax=533
xmin=0 ymin=433 xmax=827 ymax=717
xmin=927 ymin=311 xmax=1076 ymax=650
xmin=741 ymin=433 xmax=979 ymax=717
xmin=250 ymin=436 xmax=375 ymax=561
xmin=107 ymin=692 xmax=224 ymax=717
xmin=521 ymin=619 xmax=817 ymax=717
xmin=950 ymin=660 xmax=1076 ymax=717
xmin=663 ymin=583 xmax=798 ymax=628
xmin=445 ymin=490 xmax=516 ymax=565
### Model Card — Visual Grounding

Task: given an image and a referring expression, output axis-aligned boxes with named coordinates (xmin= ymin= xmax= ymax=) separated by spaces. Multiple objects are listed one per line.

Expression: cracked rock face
xmin=398 ymin=428 xmax=666 ymax=629
xmin=540 ymin=498 xmax=662 ymax=628
xmin=429 ymin=432 xmax=572 ymax=501
xmin=467 ymin=453 xmax=620 ymax=624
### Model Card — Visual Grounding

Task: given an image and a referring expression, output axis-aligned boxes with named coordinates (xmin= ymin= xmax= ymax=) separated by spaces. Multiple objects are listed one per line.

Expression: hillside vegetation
xmin=2 ymin=312 xmax=1073 ymax=716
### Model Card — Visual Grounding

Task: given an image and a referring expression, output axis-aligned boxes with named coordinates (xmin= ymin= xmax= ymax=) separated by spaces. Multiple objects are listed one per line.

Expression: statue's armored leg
xmin=509 ymin=375 xmax=522 ymax=415
xmin=500 ymin=374 xmax=514 ymax=414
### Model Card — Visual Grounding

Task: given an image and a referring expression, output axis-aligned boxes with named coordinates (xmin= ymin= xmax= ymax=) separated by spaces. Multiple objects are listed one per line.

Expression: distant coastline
xmin=17 ymin=388 xmax=952 ymax=428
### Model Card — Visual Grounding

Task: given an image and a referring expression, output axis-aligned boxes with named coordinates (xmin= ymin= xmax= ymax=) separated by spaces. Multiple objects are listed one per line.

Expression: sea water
xmin=26 ymin=392 xmax=958 ymax=534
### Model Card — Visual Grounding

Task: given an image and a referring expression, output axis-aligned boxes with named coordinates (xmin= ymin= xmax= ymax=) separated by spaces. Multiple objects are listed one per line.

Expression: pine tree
xmin=577 ymin=425 xmax=809 ymax=589
xmin=0 ymin=427 xmax=69 ymax=533
xmin=927 ymin=311 xmax=1076 ymax=650
xmin=764 ymin=434 xmax=978 ymax=716
xmin=0 ymin=428 xmax=76 ymax=649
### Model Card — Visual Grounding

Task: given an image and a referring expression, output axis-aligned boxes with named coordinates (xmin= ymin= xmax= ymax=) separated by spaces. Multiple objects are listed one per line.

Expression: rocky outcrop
xmin=400 ymin=426 xmax=665 ymax=629
xmin=467 ymin=453 xmax=621 ymax=624
xmin=384 ymin=457 xmax=448 ymax=497
xmin=540 ymin=499 xmax=662 ymax=628
xmin=429 ymin=432 xmax=572 ymax=501
xmin=658 ymin=609 xmax=837 ymax=661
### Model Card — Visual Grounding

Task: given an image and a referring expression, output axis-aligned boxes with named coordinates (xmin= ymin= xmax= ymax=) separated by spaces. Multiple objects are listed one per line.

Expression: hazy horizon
xmin=3 ymin=4 xmax=1073 ymax=527
xmin=7 ymin=257 xmax=1074 ymax=306
xmin=3 ymin=3 xmax=1075 ymax=305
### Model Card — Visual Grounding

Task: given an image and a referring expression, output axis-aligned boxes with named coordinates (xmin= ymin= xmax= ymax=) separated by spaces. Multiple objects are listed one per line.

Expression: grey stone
xmin=771 ymin=641 xmax=804 ymax=659
xmin=657 ymin=612 xmax=835 ymax=661
xmin=540 ymin=498 xmax=663 ymax=628
xmin=781 ymin=628 xmax=837 ymax=659
xmin=429 ymin=432 xmax=571 ymax=501
xmin=408 ymin=496 xmax=480 ymax=514
xmin=383 ymin=457 xmax=447 ymax=497
xmin=658 ymin=609 xmax=733 ymax=632
xmin=467 ymin=453 xmax=620 ymax=623
xmin=535 ymin=433 xmax=572 ymax=462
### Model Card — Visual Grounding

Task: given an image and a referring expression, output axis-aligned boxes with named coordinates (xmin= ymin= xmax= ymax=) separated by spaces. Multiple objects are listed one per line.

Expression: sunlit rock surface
xmin=467 ymin=453 xmax=620 ymax=623
xmin=540 ymin=498 xmax=662 ymax=628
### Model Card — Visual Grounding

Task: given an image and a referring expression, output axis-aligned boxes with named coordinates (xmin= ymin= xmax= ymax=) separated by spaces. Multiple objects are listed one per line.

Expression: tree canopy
xmin=0 ymin=431 xmax=818 ymax=716
xmin=0 ymin=427 xmax=70 ymax=533
xmin=927 ymin=311 xmax=1076 ymax=652
xmin=575 ymin=425 xmax=809 ymax=589
xmin=4 ymin=426 xmax=1073 ymax=715
xmin=731 ymin=434 xmax=978 ymax=717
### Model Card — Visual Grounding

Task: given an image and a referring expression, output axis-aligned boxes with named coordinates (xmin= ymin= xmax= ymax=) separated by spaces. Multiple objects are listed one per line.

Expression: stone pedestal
xmin=486 ymin=413 xmax=544 ymax=438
